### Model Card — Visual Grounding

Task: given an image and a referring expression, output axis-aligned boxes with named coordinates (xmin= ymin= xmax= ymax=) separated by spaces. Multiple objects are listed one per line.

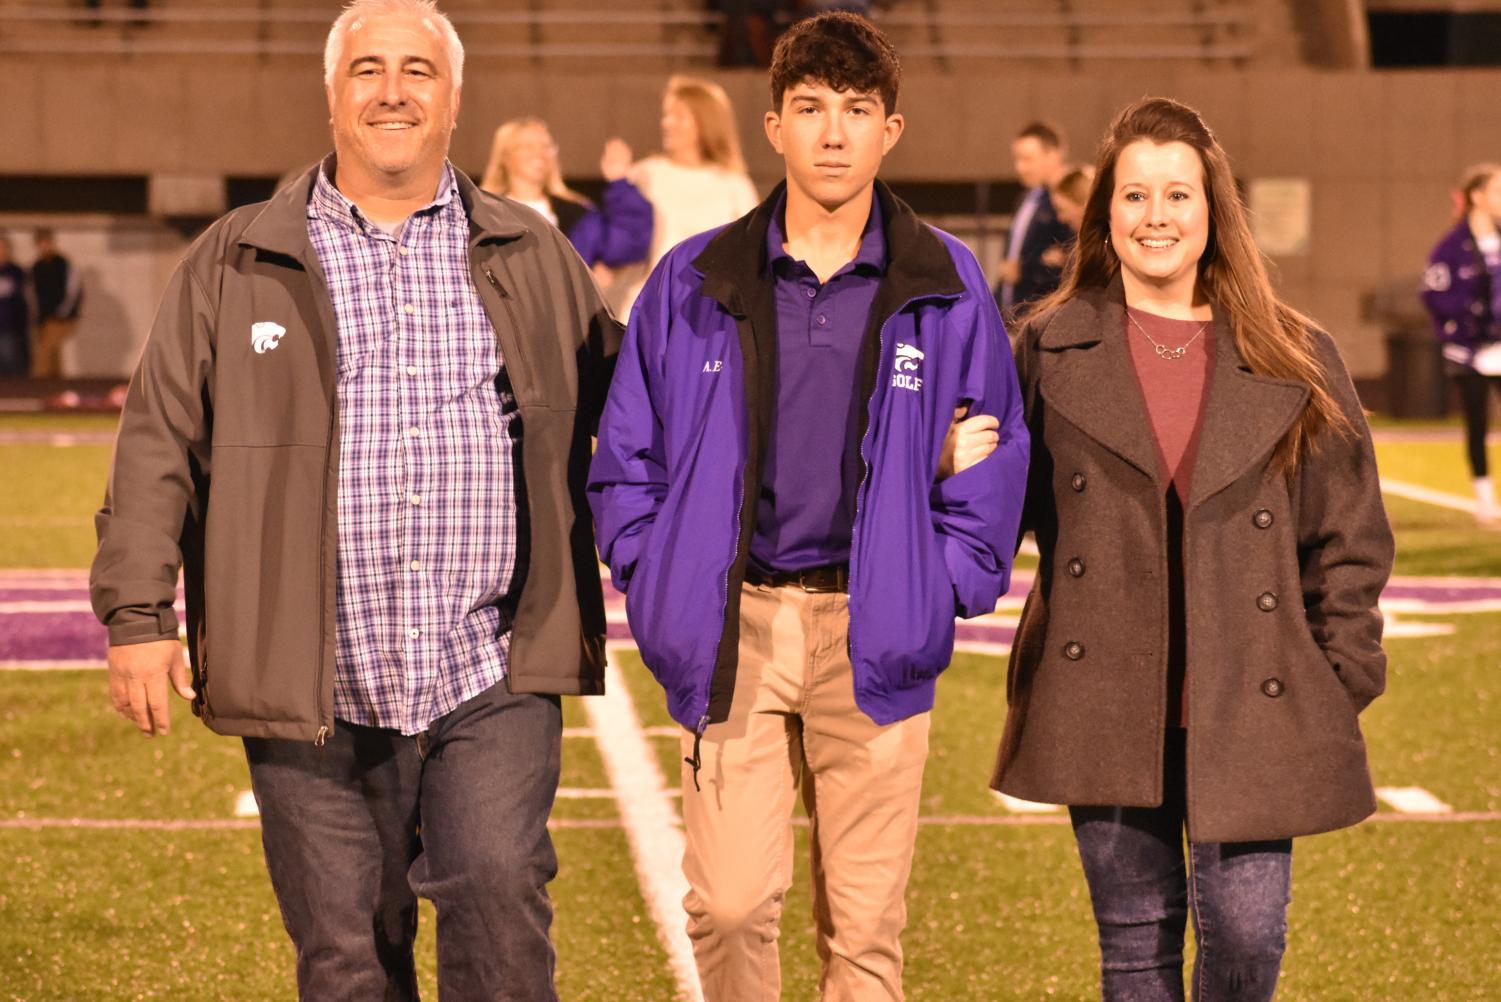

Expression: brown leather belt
xmin=744 ymin=563 xmax=849 ymax=593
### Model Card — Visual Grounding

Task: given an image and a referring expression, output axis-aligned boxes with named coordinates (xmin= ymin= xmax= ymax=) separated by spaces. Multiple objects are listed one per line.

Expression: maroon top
xmin=1124 ymin=307 xmax=1215 ymax=729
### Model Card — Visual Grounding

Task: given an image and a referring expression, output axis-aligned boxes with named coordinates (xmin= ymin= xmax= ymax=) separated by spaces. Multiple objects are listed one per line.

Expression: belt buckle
xmin=797 ymin=566 xmax=845 ymax=593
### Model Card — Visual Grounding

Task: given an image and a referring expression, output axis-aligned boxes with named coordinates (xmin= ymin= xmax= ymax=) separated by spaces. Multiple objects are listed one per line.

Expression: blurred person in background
xmin=611 ymin=74 xmax=760 ymax=317
xmin=0 ymin=234 xmax=28 ymax=377
xmin=479 ymin=117 xmax=652 ymax=287
xmin=994 ymin=97 xmax=1393 ymax=1002
xmin=89 ymin=1 xmax=619 ymax=997
xmin=29 ymin=227 xmax=83 ymax=380
xmin=1038 ymin=164 xmax=1095 ymax=273
xmin=590 ymin=12 xmax=1026 ymax=999
xmin=994 ymin=120 xmax=1074 ymax=322
xmin=1420 ymin=163 xmax=1501 ymax=525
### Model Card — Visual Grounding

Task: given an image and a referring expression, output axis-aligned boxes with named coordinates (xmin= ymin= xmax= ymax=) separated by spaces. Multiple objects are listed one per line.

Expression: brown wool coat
xmin=991 ymin=281 xmax=1395 ymax=843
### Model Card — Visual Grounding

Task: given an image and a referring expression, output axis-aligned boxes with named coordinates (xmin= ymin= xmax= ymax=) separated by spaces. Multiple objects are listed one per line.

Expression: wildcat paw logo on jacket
xmin=892 ymin=342 xmax=924 ymax=392
xmin=252 ymin=321 xmax=287 ymax=354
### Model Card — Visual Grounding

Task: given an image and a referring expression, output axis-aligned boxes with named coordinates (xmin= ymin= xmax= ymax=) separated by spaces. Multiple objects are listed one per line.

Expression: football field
xmin=1 ymin=413 xmax=1497 ymax=1000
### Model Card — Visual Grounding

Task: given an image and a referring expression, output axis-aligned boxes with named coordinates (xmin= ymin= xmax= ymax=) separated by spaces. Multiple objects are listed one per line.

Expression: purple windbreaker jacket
xmin=1421 ymin=220 xmax=1501 ymax=363
xmin=588 ymin=182 xmax=1029 ymax=732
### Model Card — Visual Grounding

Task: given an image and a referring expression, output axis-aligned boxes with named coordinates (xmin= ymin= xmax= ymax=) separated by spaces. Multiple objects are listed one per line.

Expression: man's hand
xmin=600 ymin=138 xmax=633 ymax=182
xmin=107 ymin=639 xmax=195 ymax=737
xmin=938 ymin=406 xmax=1001 ymax=480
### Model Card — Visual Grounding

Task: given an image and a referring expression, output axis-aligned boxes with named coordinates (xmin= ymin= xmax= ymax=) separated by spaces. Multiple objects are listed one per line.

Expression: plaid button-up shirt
xmin=307 ymin=160 xmax=517 ymax=734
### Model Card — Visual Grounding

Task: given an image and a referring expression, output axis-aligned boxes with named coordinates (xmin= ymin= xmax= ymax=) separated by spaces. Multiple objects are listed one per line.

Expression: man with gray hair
xmin=89 ymin=1 xmax=619 ymax=997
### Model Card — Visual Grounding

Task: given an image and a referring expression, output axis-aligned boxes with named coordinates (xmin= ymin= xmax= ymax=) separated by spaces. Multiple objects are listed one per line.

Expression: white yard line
xmin=1380 ymin=478 xmax=1477 ymax=515
xmin=990 ymin=790 xmax=1063 ymax=814
xmin=0 ymin=600 xmax=95 ymax=613
xmin=1376 ymin=786 xmax=1455 ymax=815
xmin=584 ymin=643 xmax=701 ymax=1002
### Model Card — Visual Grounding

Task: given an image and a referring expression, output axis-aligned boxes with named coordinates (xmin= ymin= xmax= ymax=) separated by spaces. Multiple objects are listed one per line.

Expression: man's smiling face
xmin=325 ymin=11 xmax=459 ymax=183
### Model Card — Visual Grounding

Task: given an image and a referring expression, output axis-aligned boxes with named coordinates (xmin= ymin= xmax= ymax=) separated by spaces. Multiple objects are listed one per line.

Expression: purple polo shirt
xmin=749 ymin=191 xmax=886 ymax=574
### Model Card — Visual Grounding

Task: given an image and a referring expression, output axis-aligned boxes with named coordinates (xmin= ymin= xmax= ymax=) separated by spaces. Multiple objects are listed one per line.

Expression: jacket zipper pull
xmin=314 ymin=725 xmax=330 ymax=747
xmin=683 ymin=715 xmax=709 ymax=793
xmin=484 ymin=267 xmax=509 ymax=298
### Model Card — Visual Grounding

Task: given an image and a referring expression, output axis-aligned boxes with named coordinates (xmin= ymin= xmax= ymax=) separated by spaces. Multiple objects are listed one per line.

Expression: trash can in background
xmin=1367 ymin=280 xmax=1450 ymax=419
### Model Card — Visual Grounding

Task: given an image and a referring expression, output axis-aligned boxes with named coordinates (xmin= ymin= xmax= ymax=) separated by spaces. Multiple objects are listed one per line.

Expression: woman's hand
xmin=938 ymin=406 xmax=1001 ymax=479
xmin=600 ymin=138 xmax=633 ymax=182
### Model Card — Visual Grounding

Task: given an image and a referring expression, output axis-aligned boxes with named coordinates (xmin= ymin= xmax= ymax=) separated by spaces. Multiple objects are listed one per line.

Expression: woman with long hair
xmin=611 ymin=74 xmax=759 ymax=316
xmin=1420 ymin=163 xmax=1501 ymax=525
xmin=479 ymin=117 xmax=652 ymax=274
xmin=993 ymin=97 xmax=1393 ymax=1001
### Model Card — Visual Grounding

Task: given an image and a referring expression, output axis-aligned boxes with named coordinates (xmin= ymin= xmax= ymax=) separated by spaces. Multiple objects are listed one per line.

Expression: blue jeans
xmin=244 ymin=683 xmax=562 ymax=1002
xmin=1069 ymin=729 xmax=1292 ymax=1002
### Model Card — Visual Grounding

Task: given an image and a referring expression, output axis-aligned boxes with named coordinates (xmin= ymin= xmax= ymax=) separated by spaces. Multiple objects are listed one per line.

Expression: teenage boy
xmin=588 ymin=12 xmax=1027 ymax=999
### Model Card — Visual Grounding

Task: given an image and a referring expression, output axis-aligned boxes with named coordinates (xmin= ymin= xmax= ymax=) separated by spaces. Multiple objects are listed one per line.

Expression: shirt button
xmin=817 ymin=315 xmax=828 ymax=326
xmin=410 ymin=560 xmax=421 ymax=571
xmin=408 ymin=628 xmax=420 ymax=640
xmin=805 ymin=287 xmax=816 ymax=299
xmin=403 ymin=304 xmax=415 ymax=315
xmin=399 ymin=246 xmax=411 ymax=256
xmin=409 ymin=494 xmax=421 ymax=506
xmin=406 ymin=366 xmax=419 ymax=376
xmin=406 ymin=426 xmax=421 ymax=437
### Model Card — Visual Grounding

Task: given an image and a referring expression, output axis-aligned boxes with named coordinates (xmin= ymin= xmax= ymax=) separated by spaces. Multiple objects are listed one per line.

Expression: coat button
xmin=1253 ymin=508 xmax=1274 ymax=529
xmin=1071 ymin=472 xmax=1087 ymax=492
xmin=1257 ymin=591 xmax=1278 ymax=612
xmin=1067 ymin=557 xmax=1085 ymax=577
xmin=1261 ymin=677 xmax=1284 ymax=698
xmin=1063 ymin=641 xmax=1085 ymax=661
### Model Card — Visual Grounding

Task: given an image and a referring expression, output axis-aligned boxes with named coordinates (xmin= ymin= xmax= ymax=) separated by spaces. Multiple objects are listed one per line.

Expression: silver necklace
xmin=1128 ymin=310 xmax=1208 ymax=361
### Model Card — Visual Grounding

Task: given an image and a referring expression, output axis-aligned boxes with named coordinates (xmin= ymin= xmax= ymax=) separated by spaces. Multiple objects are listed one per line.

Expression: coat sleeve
xmin=930 ymin=250 xmax=1030 ymax=619
xmin=586 ymin=254 xmax=672 ymax=592
xmin=1295 ymin=330 xmax=1395 ymax=713
xmin=567 ymin=179 xmax=653 ymax=269
xmin=551 ymin=224 xmax=623 ymax=431
xmin=89 ymin=258 xmax=215 ymax=646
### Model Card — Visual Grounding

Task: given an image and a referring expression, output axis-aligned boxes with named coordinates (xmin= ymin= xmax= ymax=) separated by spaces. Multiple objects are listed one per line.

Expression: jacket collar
xmin=237 ymin=158 xmax=529 ymax=261
xmin=691 ymin=179 xmax=965 ymax=317
xmin=1037 ymin=275 xmax=1309 ymax=506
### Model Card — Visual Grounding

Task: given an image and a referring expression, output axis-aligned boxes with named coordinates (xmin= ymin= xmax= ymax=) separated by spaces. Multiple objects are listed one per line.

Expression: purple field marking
xmin=6 ymin=572 xmax=1501 ymax=666
xmin=0 ymin=612 xmax=108 ymax=661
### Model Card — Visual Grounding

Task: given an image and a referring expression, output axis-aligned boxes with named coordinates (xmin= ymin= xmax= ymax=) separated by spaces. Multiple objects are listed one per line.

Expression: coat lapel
xmin=1187 ymin=305 xmax=1309 ymax=509
xmin=1036 ymin=281 xmax=1313 ymax=503
xmin=1036 ymin=282 xmax=1161 ymax=481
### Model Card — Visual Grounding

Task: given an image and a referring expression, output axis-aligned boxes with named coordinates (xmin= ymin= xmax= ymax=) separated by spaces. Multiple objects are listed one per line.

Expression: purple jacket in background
xmin=1421 ymin=220 xmax=1501 ymax=363
xmin=588 ymin=181 xmax=1029 ymax=731
xmin=567 ymin=179 xmax=653 ymax=269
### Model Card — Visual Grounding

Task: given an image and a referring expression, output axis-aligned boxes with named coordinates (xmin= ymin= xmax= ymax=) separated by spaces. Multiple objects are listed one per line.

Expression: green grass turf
xmin=4 ymin=415 xmax=1500 ymax=998
xmin=1374 ymin=438 xmax=1501 ymax=498
xmin=0 ymin=671 xmax=618 ymax=824
xmin=0 ymin=827 xmax=674 ymax=1001
xmin=0 ymin=442 xmax=110 ymax=569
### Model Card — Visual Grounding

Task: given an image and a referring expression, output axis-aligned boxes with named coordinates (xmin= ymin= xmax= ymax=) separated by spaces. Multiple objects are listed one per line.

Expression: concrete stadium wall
xmin=3 ymin=59 xmax=1493 ymax=384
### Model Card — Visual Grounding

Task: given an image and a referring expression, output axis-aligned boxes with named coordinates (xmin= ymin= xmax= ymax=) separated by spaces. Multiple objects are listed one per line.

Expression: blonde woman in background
xmin=613 ymin=75 xmax=760 ymax=316
xmin=480 ymin=117 xmax=652 ymax=278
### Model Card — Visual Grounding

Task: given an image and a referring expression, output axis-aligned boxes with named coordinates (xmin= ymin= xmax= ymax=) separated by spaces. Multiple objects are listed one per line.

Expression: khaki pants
xmin=680 ymin=582 xmax=931 ymax=1002
xmin=31 ymin=317 xmax=76 ymax=379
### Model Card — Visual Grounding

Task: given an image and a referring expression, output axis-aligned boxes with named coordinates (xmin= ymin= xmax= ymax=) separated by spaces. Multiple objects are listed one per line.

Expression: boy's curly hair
xmin=769 ymin=11 xmax=900 ymax=114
